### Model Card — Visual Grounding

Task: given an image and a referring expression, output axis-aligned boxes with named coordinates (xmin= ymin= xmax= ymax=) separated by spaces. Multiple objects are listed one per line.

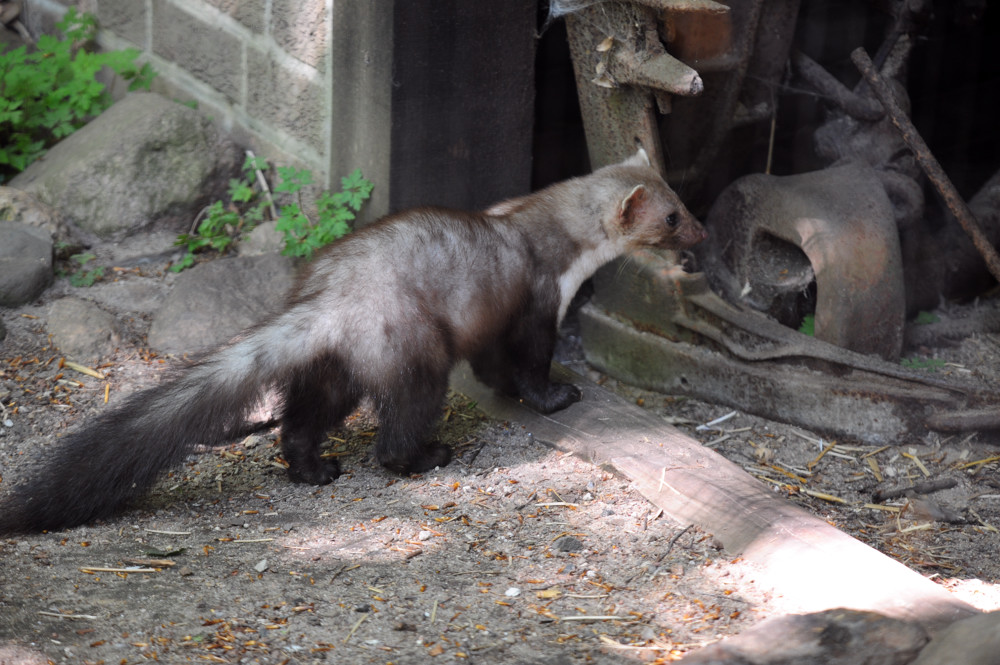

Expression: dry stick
xmin=245 ymin=149 xmax=279 ymax=220
xmin=792 ymin=50 xmax=884 ymax=121
xmin=851 ymin=47 xmax=1000 ymax=283
xmin=873 ymin=477 xmax=959 ymax=503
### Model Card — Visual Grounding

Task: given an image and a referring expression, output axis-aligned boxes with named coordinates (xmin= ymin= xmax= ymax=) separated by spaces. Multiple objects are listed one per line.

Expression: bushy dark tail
xmin=0 ymin=315 xmax=311 ymax=534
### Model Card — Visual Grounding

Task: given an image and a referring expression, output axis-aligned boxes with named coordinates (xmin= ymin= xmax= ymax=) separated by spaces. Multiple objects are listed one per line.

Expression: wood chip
xmin=144 ymin=528 xmax=192 ymax=535
xmin=861 ymin=445 xmax=890 ymax=459
xmin=807 ymin=441 xmax=837 ymax=470
xmin=800 ymin=488 xmax=847 ymax=504
xmin=955 ymin=455 xmax=1000 ymax=470
xmin=902 ymin=452 xmax=930 ymax=477
xmin=867 ymin=457 xmax=883 ymax=483
xmin=343 ymin=613 xmax=368 ymax=643
xmin=864 ymin=503 xmax=901 ymax=512
xmin=61 ymin=359 xmax=105 ymax=380
xmin=38 ymin=611 xmax=98 ymax=620
xmin=80 ymin=567 xmax=158 ymax=574
xmin=697 ymin=411 xmax=738 ymax=431
xmin=121 ymin=558 xmax=176 ymax=567
xmin=223 ymin=538 xmax=274 ymax=544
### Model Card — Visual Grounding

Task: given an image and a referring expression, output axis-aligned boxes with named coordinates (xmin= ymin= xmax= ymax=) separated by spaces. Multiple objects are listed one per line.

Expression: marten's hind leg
xmin=372 ymin=364 xmax=452 ymax=474
xmin=280 ymin=356 xmax=360 ymax=484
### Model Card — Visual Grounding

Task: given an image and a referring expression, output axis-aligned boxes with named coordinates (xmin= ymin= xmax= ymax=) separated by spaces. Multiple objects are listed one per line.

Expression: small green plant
xmin=0 ymin=8 xmax=156 ymax=181
xmin=798 ymin=314 xmax=815 ymax=336
xmin=67 ymin=252 xmax=105 ymax=287
xmin=914 ymin=310 xmax=939 ymax=325
xmin=274 ymin=167 xmax=373 ymax=259
xmin=901 ymin=356 xmax=946 ymax=371
xmin=172 ymin=157 xmax=372 ymax=271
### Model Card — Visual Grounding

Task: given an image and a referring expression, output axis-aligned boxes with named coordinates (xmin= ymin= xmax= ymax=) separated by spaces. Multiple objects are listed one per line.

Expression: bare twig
xmin=343 ymin=613 xmax=368 ymax=643
xmin=659 ymin=524 xmax=693 ymax=562
xmin=62 ymin=359 xmax=105 ymax=380
xmin=245 ymin=149 xmax=279 ymax=220
xmin=851 ymin=47 xmax=1000 ymax=283
xmin=10 ymin=19 xmax=31 ymax=43
xmin=792 ymin=50 xmax=884 ymax=121
xmin=873 ymin=477 xmax=958 ymax=503
xmin=38 ymin=611 xmax=97 ymax=620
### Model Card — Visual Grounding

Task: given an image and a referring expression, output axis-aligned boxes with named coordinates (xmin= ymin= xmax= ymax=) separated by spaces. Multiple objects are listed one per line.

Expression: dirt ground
xmin=2 ymin=265 xmax=1000 ymax=664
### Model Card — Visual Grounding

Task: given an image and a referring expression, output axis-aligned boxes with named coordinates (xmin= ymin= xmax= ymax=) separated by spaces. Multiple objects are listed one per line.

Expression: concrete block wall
xmin=22 ymin=1 xmax=538 ymax=223
xmin=24 ymin=0 xmax=334 ymax=186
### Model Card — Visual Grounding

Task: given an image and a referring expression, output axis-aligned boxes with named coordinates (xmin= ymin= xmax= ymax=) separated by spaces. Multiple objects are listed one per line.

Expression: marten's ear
xmin=618 ymin=184 xmax=647 ymax=230
xmin=621 ymin=148 xmax=651 ymax=168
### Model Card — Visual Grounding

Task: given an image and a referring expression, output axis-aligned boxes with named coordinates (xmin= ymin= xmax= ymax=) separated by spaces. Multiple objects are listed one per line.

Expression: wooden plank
xmin=450 ymin=361 xmax=978 ymax=632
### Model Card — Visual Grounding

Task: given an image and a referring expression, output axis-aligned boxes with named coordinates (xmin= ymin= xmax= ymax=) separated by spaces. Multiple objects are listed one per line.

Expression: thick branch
xmin=851 ymin=47 xmax=1000 ymax=284
xmin=791 ymin=50 xmax=884 ymax=121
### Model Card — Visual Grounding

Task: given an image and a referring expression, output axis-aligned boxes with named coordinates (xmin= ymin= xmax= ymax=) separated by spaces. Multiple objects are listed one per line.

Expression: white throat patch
xmin=557 ymin=241 xmax=624 ymax=323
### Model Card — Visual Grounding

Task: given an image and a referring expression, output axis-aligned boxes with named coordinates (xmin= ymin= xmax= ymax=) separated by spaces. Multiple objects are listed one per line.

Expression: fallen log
xmin=451 ymin=361 xmax=978 ymax=635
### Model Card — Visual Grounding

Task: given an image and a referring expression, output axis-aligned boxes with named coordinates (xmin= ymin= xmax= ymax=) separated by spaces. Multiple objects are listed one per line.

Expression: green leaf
xmin=798 ymin=314 xmax=815 ymax=336
xmin=69 ymin=266 xmax=104 ymax=287
xmin=228 ymin=177 xmax=255 ymax=203
xmin=243 ymin=155 xmax=269 ymax=174
xmin=169 ymin=253 xmax=196 ymax=273
xmin=174 ymin=165 xmax=371 ymax=264
xmin=0 ymin=9 xmax=156 ymax=179
xmin=901 ymin=357 xmax=946 ymax=371
xmin=274 ymin=166 xmax=313 ymax=194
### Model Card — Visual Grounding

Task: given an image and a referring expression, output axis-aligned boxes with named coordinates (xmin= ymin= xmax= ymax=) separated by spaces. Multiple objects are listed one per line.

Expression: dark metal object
xmin=851 ymin=46 xmax=1000 ymax=285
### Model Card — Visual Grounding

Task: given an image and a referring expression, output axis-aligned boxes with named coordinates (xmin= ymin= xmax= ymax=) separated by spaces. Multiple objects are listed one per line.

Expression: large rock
xmin=0 ymin=186 xmax=83 ymax=246
xmin=0 ymin=222 xmax=53 ymax=306
xmin=682 ymin=608 xmax=928 ymax=665
xmin=148 ymin=253 xmax=296 ymax=355
xmin=911 ymin=610 xmax=1000 ymax=665
xmin=47 ymin=297 xmax=121 ymax=362
xmin=10 ymin=92 xmax=238 ymax=239
xmin=238 ymin=220 xmax=285 ymax=256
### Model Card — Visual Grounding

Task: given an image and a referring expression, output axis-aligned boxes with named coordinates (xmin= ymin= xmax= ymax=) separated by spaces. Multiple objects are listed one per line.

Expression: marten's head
xmin=609 ymin=149 xmax=707 ymax=251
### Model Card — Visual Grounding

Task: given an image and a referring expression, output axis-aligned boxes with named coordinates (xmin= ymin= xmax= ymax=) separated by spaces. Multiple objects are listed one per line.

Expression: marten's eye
xmin=665 ymin=212 xmax=679 ymax=228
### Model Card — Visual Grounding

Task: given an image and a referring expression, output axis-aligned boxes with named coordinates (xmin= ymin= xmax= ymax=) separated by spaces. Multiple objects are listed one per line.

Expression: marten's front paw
xmin=528 ymin=382 xmax=582 ymax=414
xmin=287 ymin=459 xmax=341 ymax=485
xmin=380 ymin=443 xmax=453 ymax=475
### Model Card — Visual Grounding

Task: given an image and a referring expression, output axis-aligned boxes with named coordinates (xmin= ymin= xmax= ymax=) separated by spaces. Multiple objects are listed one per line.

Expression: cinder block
xmin=271 ymin=0 xmax=328 ymax=70
xmin=203 ymin=0 xmax=266 ymax=34
xmin=152 ymin=1 xmax=242 ymax=104
xmin=246 ymin=47 xmax=324 ymax=148
xmin=96 ymin=0 xmax=147 ymax=48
